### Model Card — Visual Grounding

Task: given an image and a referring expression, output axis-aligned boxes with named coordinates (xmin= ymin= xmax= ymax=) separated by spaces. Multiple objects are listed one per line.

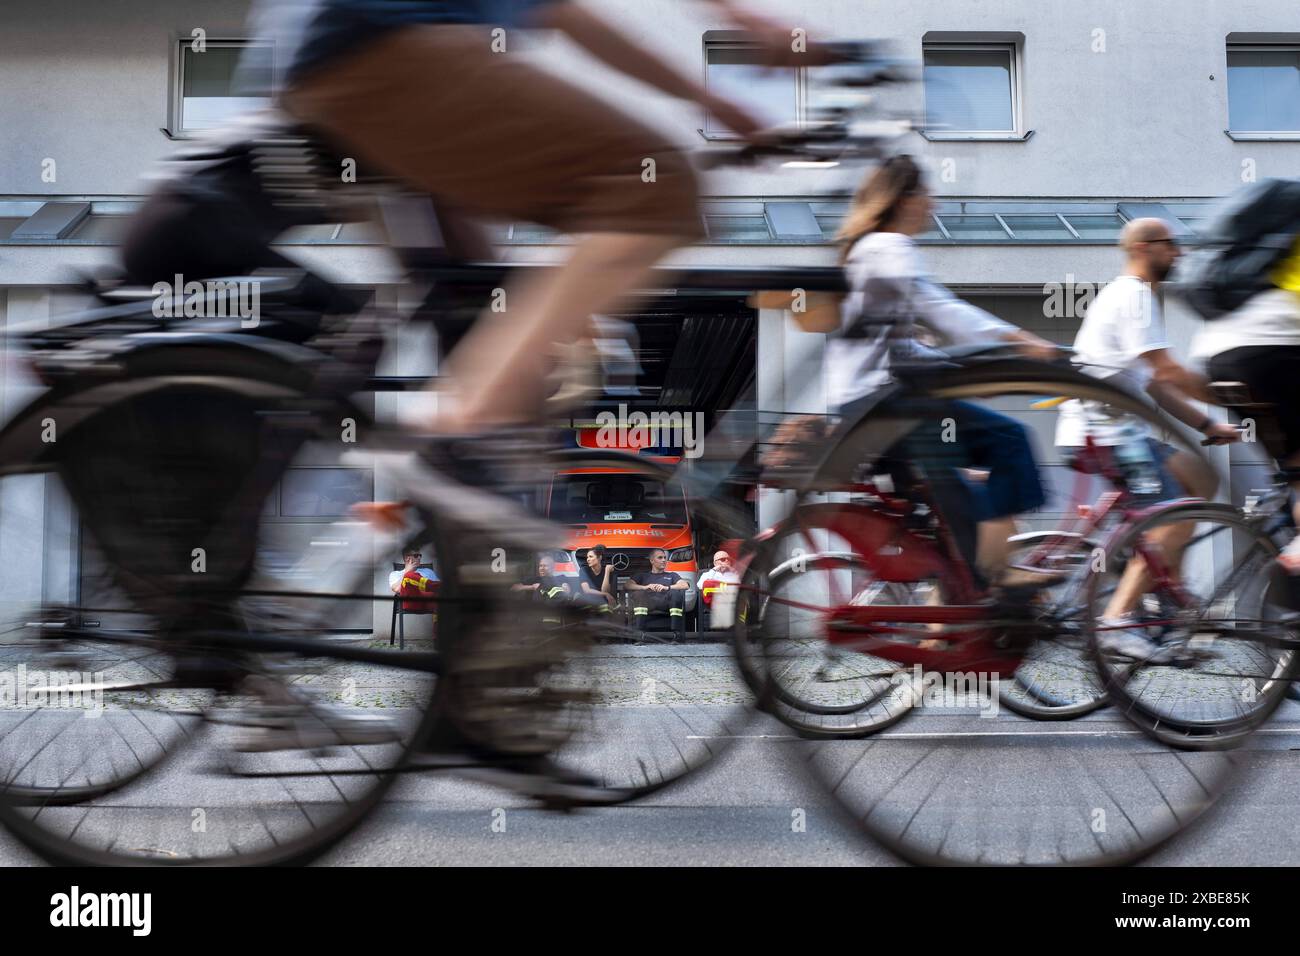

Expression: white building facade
xmin=2 ymin=0 xmax=1298 ymax=633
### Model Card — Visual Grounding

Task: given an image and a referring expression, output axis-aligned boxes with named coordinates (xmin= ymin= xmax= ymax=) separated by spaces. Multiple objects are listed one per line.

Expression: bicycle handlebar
xmin=695 ymin=39 xmax=916 ymax=170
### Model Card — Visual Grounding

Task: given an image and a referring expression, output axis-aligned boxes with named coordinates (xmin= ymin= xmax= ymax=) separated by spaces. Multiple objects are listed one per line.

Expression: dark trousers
xmin=571 ymin=590 xmax=614 ymax=615
xmin=1208 ymin=346 xmax=1300 ymax=462
xmin=632 ymin=589 xmax=686 ymax=632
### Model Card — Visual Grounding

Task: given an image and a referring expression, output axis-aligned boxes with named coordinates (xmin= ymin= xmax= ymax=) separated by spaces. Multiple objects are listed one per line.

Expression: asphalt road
xmin=3 ymin=699 xmax=1300 ymax=866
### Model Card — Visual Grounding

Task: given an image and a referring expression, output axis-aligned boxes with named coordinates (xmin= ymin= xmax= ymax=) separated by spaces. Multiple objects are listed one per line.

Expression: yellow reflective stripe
xmin=545 ymin=586 xmax=565 ymax=599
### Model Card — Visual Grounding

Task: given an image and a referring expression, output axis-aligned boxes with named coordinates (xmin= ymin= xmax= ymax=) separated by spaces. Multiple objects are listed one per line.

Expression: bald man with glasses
xmin=1056 ymin=218 xmax=1238 ymax=659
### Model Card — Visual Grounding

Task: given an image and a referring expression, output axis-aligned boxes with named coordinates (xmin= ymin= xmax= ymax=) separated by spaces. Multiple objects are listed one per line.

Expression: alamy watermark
xmin=1043 ymin=274 xmax=1150 ymax=324
xmin=151 ymin=273 xmax=261 ymax=328
xmin=593 ymin=403 xmax=705 ymax=459
xmin=1 ymin=665 xmax=105 ymax=717
xmin=893 ymin=664 xmax=1000 ymax=717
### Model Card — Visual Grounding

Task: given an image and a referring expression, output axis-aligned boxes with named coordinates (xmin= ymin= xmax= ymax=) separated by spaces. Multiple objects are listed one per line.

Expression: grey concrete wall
xmin=3 ymin=0 xmax=1291 ymax=631
xmin=3 ymin=0 xmax=1296 ymax=198
xmin=0 ymin=0 xmax=251 ymax=196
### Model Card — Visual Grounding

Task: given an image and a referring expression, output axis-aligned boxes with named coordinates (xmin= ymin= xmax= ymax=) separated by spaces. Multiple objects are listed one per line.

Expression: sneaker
xmin=1096 ymin=617 xmax=1174 ymax=663
xmin=234 ymin=710 xmax=403 ymax=753
xmin=995 ymin=567 xmax=1069 ymax=591
xmin=1279 ymin=536 xmax=1300 ymax=575
xmin=410 ymin=741 xmax=614 ymax=805
xmin=229 ymin=675 xmax=404 ymax=753
xmin=456 ymin=753 xmax=615 ymax=806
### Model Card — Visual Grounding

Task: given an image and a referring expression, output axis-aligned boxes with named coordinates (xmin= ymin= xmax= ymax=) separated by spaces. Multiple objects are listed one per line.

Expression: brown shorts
xmin=283 ymin=25 xmax=703 ymax=240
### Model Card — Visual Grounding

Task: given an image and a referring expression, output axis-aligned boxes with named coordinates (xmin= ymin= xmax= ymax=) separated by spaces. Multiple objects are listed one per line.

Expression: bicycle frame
xmin=753 ymin=423 xmax=1253 ymax=675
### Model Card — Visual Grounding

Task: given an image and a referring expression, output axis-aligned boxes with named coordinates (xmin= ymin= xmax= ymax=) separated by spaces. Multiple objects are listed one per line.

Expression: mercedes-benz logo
xmin=611 ymin=552 xmax=630 ymax=571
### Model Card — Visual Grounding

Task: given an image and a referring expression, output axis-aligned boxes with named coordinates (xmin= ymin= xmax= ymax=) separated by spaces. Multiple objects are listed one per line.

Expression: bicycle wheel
xmin=0 ymin=544 xmax=211 ymax=805
xmin=1086 ymin=501 xmax=1300 ymax=749
xmin=732 ymin=504 xmax=917 ymax=738
xmin=793 ymin=361 xmax=1238 ymax=864
xmin=0 ymin=391 xmax=223 ymax=806
xmin=997 ymin=532 xmax=1110 ymax=720
xmin=0 ymin=384 xmax=443 ymax=865
xmin=432 ymin=450 xmax=758 ymax=803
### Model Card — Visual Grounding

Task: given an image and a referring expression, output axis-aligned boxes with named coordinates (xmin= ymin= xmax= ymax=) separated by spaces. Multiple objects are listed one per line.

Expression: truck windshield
xmin=549 ymin=474 xmax=688 ymax=525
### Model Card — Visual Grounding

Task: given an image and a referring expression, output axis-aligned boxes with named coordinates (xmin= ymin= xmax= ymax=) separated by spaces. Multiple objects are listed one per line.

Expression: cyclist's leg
xmin=1102 ymin=440 xmax=1214 ymax=620
xmin=942 ymin=401 xmax=1049 ymax=582
xmin=282 ymin=24 xmax=703 ymax=430
xmin=1209 ymin=345 xmax=1300 ymax=565
xmin=444 ymin=233 xmax=685 ymax=426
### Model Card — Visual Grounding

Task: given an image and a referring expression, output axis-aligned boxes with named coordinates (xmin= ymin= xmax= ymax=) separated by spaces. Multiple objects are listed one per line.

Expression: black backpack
xmin=1175 ymin=177 xmax=1300 ymax=319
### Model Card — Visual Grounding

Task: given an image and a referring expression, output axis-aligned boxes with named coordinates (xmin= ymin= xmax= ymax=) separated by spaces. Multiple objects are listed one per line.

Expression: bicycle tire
xmin=789 ymin=360 xmax=1240 ymax=864
xmin=732 ymin=511 xmax=918 ymax=739
xmin=1086 ymin=500 xmax=1300 ymax=750
xmin=997 ymin=533 xmax=1110 ymax=720
xmin=433 ymin=449 xmax=759 ymax=804
xmin=0 ymin=372 xmax=443 ymax=864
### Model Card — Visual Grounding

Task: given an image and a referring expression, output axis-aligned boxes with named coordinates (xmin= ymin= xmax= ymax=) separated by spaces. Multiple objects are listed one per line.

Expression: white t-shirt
xmin=826 ymin=232 xmax=1015 ymax=410
xmin=390 ymin=566 xmax=438 ymax=590
xmin=696 ymin=568 xmax=740 ymax=591
xmin=1191 ymin=288 xmax=1300 ymax=362
xmin=1055 ymin=275 xmax=1168 ymax=447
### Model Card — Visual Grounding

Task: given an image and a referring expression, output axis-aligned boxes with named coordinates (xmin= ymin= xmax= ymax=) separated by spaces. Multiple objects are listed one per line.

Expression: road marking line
xmin=688 ymin=725 xmax=1300 ymax=741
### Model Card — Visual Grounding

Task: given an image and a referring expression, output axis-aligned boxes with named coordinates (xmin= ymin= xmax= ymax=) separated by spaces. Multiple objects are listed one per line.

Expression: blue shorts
xmin=892 ymin=400 xmax=1048 ymax=521
xmin=1142 ymin=438 xmax=1185 ymax=501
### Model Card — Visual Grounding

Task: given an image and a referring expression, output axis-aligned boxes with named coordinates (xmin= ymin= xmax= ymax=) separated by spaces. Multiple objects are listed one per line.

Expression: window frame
xmin=920 ymin=40 xmax=1026 ymax=141
xmin=166 ymin=37 xmax=274 ymax=139
xmin=699 ymin=35 xmax=806 ymax=141
xmin=1224 ymin=42 xmax=1300 ymax=140
xmin=262 ymin=466 xmax=376 ymax=523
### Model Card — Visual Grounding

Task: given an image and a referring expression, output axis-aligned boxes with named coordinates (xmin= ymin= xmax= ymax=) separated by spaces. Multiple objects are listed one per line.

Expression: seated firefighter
xmin=573 ymin=545 xmax=618 ymax=614
xmin=626 ymin=549 xmax=689 ymax=634
xmin=512 ymin=554 xmax=573 ymax=624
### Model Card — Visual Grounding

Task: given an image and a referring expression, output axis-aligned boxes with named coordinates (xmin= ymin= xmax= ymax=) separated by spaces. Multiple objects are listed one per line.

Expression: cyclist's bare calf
xmin=1103 ymin=451 xmax=1220 ymax=620
xmin=436 ymin=232 xmax=688 ymax=430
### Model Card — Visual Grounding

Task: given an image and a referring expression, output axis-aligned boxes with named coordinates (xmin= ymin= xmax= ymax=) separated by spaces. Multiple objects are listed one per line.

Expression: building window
xmin=1227 ymin=45 xmax=1300 ymax=133
xmin=278 ymin=467 xmax=374 ymax=518
xmin=702 ymin=38 xmax=802 ymax=137
xmin=173 ymin=40 xmax=272 ymax=134
xmin=923 ymin=43 xmax=1019 ymax=136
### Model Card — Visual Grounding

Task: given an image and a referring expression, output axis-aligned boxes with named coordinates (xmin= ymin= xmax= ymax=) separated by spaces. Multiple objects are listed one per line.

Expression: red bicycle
xmin=734 ymin=353 xmax=1288 ymax=864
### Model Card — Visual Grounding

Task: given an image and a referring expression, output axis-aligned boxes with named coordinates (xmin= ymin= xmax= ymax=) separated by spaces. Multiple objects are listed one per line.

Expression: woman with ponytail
xmin=827 ymin=155 xmax=1059 ymax=588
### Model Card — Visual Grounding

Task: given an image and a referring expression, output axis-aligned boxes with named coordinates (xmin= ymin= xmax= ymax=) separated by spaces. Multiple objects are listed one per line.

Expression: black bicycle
xmin=0 ymin=39 xmax=906 ymax=865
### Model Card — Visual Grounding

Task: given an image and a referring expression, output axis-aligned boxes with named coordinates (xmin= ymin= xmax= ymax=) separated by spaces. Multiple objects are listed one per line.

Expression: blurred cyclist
xmin=1193 ymin=233 xmax=1300 ymax=575
xmin=247 ymin=0 xmax=833 ymax=436
xmin=1057 ymin=218 xmax=1237 ymax=658
xmin=809 ymin=154 xmax=1060 ymax=590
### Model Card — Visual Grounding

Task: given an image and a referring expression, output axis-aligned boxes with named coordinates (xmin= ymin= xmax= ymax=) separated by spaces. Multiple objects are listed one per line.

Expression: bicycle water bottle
xmin=1112 ymin=422 xmax=1162 ymax=496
